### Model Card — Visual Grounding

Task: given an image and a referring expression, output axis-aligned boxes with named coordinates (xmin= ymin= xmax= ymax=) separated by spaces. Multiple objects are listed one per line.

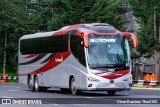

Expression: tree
xmin=0 ymin=0 xmax=128 ymax=74
xmin=0 ymin=0 xmax=30 ymax=73
xmin=130 ymin=0 xmax=160 ymax=80
xmin=47 ymin=0 xmax=125 ymax=31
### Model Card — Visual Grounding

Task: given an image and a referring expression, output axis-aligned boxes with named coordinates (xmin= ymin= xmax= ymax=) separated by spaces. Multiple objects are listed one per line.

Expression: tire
xmin=34 ymin=76 xmax=40 ymax=92
xmin=28 ymin=76 xmax=35 ymax=91
xmin=107 ymin=91 xmax=116 ymax=96
xmin=70 ymin=77 xmax=80 ymax=95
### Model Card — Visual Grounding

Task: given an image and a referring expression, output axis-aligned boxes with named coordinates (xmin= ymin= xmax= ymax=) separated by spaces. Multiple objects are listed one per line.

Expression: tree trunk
xmin=3 ymin=30 xmax=7 ymax=74
xmin=158 ymin=22 xmax=160 ymax=81
xmin=159 ymin=22 xmax=160 ymax=42
xmin=154 ymin=9 xmax=157 ymax=39
xmin=154 ymin=9 xmax=160 ymax=80
xmin=158 ymin=22 xmax=160 ymax=80
xmin=155 ymin=51 xmax=160 ymax=80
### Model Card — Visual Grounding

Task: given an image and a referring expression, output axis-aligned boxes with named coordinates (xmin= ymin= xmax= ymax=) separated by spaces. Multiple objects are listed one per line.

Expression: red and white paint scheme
xmin=18 ymin=23 xmax=138 ymax=95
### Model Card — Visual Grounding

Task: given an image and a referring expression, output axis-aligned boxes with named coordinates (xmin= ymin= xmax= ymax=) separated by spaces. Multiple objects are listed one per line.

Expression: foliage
xmin=129 ymin=0 xmax=160 ymax=55
xmin=0 ymin=0 xmax=130 ymax=73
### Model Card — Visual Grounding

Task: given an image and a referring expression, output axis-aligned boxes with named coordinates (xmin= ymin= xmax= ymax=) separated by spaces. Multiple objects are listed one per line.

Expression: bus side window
xmin=20 ymin=35 xmax=68 ymax=55
xmin=70 ymin=35 xmax=86 ymax=66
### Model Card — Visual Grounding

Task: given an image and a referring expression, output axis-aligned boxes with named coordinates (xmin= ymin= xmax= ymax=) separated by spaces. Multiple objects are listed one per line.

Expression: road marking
xmin=2 ymin=96 xmax=14 ymax=98
xmin=1 ymin=86 xmax=20 ymax=88
xmin=84 ymin=97 xmax=93 ymax=98
xmin=73 ymin=104 xmax=86 ymax=106
xmin=9 ymin=90 xmax=18 ymax=91
xmin=9 ymin=90 xmax=29 ymax=92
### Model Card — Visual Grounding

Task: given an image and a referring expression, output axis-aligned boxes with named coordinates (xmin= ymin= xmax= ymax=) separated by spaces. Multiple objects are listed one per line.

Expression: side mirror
xmin=123 ymin=32 xmax=138 ymax=48
xmin=83 ymin=34 xmax=88 ymax=48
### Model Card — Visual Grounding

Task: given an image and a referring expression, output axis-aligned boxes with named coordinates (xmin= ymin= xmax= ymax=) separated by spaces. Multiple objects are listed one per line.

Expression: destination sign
xmin=90 ymin=38 xmax=116 ymax=43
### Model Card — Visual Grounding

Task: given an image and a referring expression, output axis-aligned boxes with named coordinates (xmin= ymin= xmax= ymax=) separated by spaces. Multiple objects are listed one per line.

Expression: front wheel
xmin=70 ymin=77 xmax=80 ymax=95
xmin=107 ymin=91 xmax=116 ymax=96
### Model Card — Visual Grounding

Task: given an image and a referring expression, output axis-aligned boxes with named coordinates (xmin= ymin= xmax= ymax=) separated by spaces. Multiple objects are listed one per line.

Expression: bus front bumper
xmin=81 ymin=83 xmax=132 ymax=91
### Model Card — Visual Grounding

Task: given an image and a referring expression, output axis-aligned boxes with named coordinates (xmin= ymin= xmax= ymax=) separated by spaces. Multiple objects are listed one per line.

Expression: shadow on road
xmin=34 ymin=89 xmax=128 ymax=97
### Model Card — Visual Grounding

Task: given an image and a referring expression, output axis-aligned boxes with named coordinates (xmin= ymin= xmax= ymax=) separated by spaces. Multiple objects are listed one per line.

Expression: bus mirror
xmin=83 ymin=34 xmax=89 ymax=48
xmin=123 ymin=32 xmax=138 ymax=48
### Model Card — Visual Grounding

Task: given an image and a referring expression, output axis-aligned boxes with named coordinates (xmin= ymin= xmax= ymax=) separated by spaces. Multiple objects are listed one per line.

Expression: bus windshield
xmin=88 ymin=34 xmax=130 ymax=69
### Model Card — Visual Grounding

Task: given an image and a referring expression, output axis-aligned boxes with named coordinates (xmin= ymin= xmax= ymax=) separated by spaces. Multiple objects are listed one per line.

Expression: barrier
xmin=132 ymin=80 xmax=160 ymax=85
xmin=0 ymin=75 xmax=18 ymax=83
xmin=0 ymin=74 xmax=9 ymax=82
xmin=143 ymin=73 xmax=157 ymax=88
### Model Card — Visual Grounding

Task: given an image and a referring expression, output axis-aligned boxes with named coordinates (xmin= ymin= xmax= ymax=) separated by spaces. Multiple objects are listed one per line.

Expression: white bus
xmin=18 ymin=23 xmax=138 ymax=95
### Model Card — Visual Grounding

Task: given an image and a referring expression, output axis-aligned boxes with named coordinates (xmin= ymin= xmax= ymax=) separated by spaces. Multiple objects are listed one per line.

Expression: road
xmin=0 ymin=83 xmax=160 ymax=107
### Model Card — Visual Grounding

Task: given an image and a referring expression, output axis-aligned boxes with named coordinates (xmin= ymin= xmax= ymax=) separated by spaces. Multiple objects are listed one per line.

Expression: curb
xmin=0 ymin=76 xmax=18 ymax=80
xmin=132 ymin=87 xmax=160 ymax=90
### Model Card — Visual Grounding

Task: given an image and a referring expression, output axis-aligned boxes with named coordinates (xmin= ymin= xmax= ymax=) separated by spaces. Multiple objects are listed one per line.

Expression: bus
xmin=18 ymin=23 xmax=138 ymax=95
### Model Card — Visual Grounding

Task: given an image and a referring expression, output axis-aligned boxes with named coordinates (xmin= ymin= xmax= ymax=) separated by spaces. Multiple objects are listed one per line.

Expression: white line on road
xmin=9 ymin=90 xmax=19 ymax=91
xmin=73 ymin=104 xmax=86 ymax=106
xmin=9 ymin=90 xmax=29 ymax=92
xmin=1 ymin=86 xmax=20 ymax=88
xmin=84 ymin=97 xmax=94 ymax=98
xmin=2 ymin=96 xmax=14 ymax=98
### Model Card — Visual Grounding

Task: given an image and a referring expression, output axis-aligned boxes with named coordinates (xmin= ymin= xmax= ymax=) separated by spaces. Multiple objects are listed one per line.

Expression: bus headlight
xmin=124 ymin=76 xmax=132 ymax=81
xmin=88 ymin=77 xmax=100 ymax=82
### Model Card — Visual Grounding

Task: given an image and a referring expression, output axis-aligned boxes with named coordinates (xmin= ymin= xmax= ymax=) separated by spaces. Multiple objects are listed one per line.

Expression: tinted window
xmin=20 ymin=35 xmax=68 ymax=54
xmin=88 ymin=34 xmax=130 ymax=68
xmin=70 ymin=35 xmax=86 ymax=66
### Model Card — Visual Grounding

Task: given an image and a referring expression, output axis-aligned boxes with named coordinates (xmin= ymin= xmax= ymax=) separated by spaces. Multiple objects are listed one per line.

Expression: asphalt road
xmin=0 ymin=83 xmax=160 ymax=107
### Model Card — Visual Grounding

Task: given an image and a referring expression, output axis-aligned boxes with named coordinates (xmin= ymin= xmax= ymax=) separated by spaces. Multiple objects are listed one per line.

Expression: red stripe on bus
xmin=53 ymin=24 xmax=83 ymax=36
xmin=24 ymin=54 xmax=39 ymax=58
xmin=19 ymin=52 xmax=71 ymax=76
xmin=102 ymin=69 xmax=129 ymax=79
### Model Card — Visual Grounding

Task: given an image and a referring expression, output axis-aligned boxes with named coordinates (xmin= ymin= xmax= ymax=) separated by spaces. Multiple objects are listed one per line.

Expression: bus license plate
xmin=108 ymin=84 xmax=115 ymax=88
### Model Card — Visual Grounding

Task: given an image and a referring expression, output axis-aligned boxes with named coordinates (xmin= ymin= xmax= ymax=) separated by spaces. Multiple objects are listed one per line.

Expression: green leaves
xmin=130 ymin=0 xmax=160 ymax=56
xmin=0 ymin=0 xmax=127 ymax=72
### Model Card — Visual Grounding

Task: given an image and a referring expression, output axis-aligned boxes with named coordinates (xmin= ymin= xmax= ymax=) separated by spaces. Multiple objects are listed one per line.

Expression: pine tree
xmin=130 ymin=0 xmax=160 ymax=80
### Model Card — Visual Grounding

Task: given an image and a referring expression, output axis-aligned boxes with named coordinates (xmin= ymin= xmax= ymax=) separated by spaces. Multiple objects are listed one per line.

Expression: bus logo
xmin=55 ymin=56 xmax=63 ymax=62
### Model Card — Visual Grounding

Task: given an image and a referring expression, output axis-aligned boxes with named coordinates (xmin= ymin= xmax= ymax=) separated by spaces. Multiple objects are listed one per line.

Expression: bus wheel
xmin=107 ymin=91 xmax=116 ymax=96
xmin=28 ymin=76 xmax=35 ymax=91
xmin=70 ymin=77 xmax=80 ymax=95
xmin=34 ymin=76 xmax=40 ymax=92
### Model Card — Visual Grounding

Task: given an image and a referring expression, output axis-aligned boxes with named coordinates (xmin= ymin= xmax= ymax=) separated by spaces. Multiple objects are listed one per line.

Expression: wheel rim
xmin=34 ymin=77 xmax=39 ymax=91
xmin=71 ymin=78 xmax=77 ymax=95
xmin=29 ymin=77 xmax=32 ymax=89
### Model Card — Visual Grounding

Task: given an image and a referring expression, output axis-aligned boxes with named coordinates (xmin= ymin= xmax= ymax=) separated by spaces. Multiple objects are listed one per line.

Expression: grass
xmin=133 ymin=84 xmax=160 ymax=88
xmin=155 ymin=85 xmax=160 ymax=88
xmin=133 ymin=84 xmax=143 ymax=88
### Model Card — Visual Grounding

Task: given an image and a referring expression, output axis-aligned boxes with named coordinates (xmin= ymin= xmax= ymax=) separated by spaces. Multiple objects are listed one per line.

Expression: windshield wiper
xmin=90 ymin=64 xmax=128 ymax=69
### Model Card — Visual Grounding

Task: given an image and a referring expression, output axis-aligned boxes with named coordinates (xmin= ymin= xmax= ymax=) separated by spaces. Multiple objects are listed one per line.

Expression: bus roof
xmin=20 ymin=23 xmax=119 ymax=40
xmin=20 ymin=31 xmax=56 ymax=40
